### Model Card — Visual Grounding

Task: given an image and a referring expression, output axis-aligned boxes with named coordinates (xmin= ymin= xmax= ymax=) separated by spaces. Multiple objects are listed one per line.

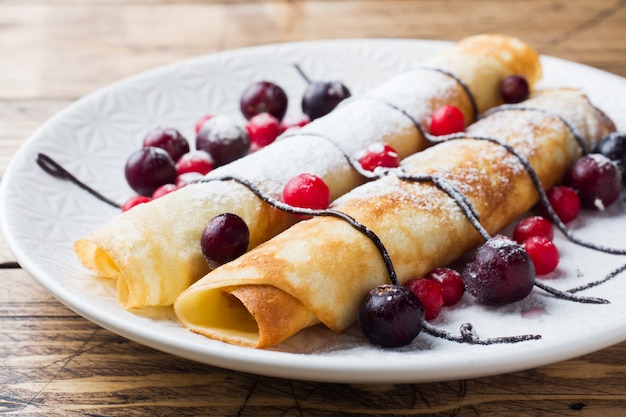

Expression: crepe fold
xmin=174 ymin=89 xmax=615 ymax=348
xmin=74 ymin=34 xmax=542 ymax=309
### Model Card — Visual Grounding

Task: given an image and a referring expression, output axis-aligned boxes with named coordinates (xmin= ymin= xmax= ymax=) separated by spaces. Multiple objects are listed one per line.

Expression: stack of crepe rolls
xmin=73 ymin=34 xmax=542 ymax=309
xmin=174 ymin=88 xmax=616 ymax=349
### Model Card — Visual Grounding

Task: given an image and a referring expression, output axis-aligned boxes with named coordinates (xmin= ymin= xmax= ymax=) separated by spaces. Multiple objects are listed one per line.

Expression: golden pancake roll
xmin=174 ymin=89 xmax=615 ymax=348
xmin=75 ymin=34 xmax=542 ymax=309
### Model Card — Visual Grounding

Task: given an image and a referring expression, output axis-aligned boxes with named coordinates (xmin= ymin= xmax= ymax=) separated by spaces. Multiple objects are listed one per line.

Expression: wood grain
xmin=2 ymin=1 xmax=626 ymax=415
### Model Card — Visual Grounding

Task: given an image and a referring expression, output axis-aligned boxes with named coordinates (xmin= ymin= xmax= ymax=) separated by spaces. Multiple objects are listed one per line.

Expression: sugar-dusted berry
xmin=175 ymin=150 xmax=214 ymax=176
xmin=279 ymin=114 xmax=310 ymax=133
xmin=462 ymin=237 xmax=535 ymax=305
xmin=196 ymin=115 xmax=250 ymax=167
xmin=425 ymin=267 xmax=465 ymax=306
xmin=563 ymin=154 xmax=622 ymax=210
xmin=194 ymin=114 xmax=213 ymax=134
xmin=246 ymin=112 xmax=282 ymax=147
xmin=357 ymin=142 xmax=400 ymax=172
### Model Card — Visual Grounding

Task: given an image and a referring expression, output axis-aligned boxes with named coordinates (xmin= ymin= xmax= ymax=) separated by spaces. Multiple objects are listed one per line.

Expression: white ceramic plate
xmin=3 ymin=39 xmax=626 ymax=384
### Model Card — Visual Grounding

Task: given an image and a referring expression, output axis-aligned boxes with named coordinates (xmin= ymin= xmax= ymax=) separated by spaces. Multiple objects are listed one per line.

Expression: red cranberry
xmin=175 ymin=150 xmax=214 ymax=176
xmin=429 ymin=105 xmax=465 ymax=136
xmin=425 ymin=268 xmax=465 ymax=306
xmin=240 ymin=81 xmax=288 ymax=121
xmin=200 ymin=213 xmax=250 ymax=269
xmin=499 ymin=75 xmax=530 ymax=104
xmin=125 ymin=146 xmax=177 ymax=197
xmin=194 ymin=114 xmax=213 ymax=134
xmin=563 ymin=154 xmax=622 ymax=210
xmin=522 ymin=236 xmax=560 ymax=276
xmin=357 ymin=142 xmax=400 ymax=172
xmin=544 ymin=186 xmax=580 ymax=224
xmin=513 ymin=216 xmax=554 ymax=243
xmin=151 ymin=183 xmax=178 ymax=199
xmin=405 ymin=278 xmax=443 ymax=321
xmin=196 ymin=116 xmax=250 ymax=167
xmin=280 ymin=114 xmax=310 ymax=133
xmin=301 ymin=80 xmax=351 ymax=120
xmin=121 ymin=195 xmax=151 ymax=212
xmin=175 ymin=172 xmax=205 ymax=188
xmin=246 ymin=112 xmax=281 ymax=147
xmin=357 ymin=284 xmax=424 ymax=347
xmin=282 ymin=173 xmax=330 ymax=216
xmin=142 ymin=127 xmax=190 ymax=162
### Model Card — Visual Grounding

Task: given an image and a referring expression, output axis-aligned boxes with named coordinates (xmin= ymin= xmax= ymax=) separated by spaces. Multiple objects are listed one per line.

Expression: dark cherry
xmin=357 ymin=284 xmax=424 ymax=348
xmin=499 ymin=75 xmax=530 ymax=104
xmin=124 ymin=146 xmax=177 ymax=197
xmin=142 ymin=127 xmax=190 ymax=162
xmin=563 ymin=154 xmax=622 ymax=210
xmin=593 ymin=131 xmax=626 ymax=177
xmin=240 ymin=81 xmax=288 ymax=121
xmin=301 ymin=81 xmax=351 ymax=120
xmin=196 ymin=116 xmax=250 ymax=167
xmin=544 ymin=186 xmax=580 ymax=224
xmin=200 ymin=213 xmax=250 ymax=270
xmin=461 ymin=237 xmax=536 ymax=305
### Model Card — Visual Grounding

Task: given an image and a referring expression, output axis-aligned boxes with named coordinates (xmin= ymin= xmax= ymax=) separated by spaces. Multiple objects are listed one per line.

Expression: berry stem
xmin=293 ymin=63 xmax=313 ymax=85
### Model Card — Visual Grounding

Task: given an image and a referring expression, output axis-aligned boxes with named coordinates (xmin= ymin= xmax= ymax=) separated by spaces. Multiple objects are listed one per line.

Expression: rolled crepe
xmin=174 ymin=89 xmax=615 ymax=348
xmin=74 ymin=34 xmax=542 ymax=309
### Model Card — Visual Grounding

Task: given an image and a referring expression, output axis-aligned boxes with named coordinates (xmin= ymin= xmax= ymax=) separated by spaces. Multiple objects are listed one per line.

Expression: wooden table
xmin=2 ymin=1 xmax=626 ymax=415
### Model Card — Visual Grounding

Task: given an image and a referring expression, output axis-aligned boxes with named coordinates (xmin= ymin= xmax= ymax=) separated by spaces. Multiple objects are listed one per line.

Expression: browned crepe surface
xmin=174 ymin=89 xmax=615 ymax=348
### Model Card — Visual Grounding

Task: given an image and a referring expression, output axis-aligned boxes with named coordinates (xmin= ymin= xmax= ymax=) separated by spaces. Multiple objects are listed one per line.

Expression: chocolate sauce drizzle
xmin=481 ymin=105 xmax=590 ymax=154
xmin=36 ymin=153 xmax=122 ymax=209
xmin=422 ymin=321 xmax=541 ymax=345
xmin=34 ymin=80 xmax=625 ymax=345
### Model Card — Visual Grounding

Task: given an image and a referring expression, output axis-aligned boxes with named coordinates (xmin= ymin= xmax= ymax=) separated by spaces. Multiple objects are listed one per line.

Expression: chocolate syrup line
xmin=481 ymin=105 xmax=589 ymax=155
xmin=278 ymin=131 xmax=382 ymax=180
xmin=397 ymin=173 xmax=486 ymax=238
xmin=398 ymin=162 xmax=609 ymax=305
xmin=421 ymin=321 xmax=542 ymax=345
xmin=194 ymin=174 xmax=399 ymax=284
xmin=36 ymin=153 xmax=122 ymax=209
xmin=195 ymin=174 xmax=546 ymax=345
xmin=420 ymin=66 xmax=479 ymax=120
xmin=567 ymin=262 xmax=626 ymax=294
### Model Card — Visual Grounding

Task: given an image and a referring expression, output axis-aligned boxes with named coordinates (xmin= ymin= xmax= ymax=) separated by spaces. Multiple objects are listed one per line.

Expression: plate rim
xmin=3 ymin=37 xmax=626 ymax=384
